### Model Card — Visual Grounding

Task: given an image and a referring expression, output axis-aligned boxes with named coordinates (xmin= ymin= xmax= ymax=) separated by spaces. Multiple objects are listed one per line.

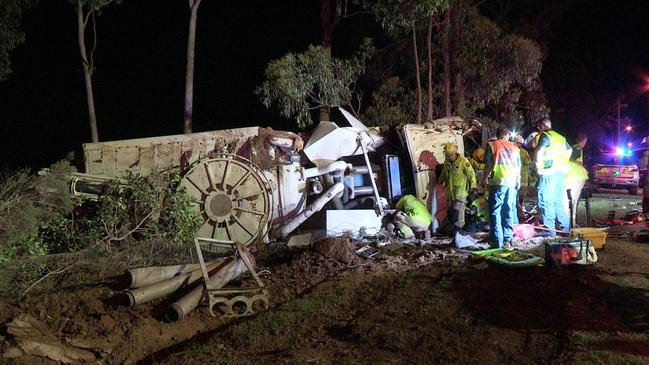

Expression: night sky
xmin=2 ymin=0 xmax=649 ymax=169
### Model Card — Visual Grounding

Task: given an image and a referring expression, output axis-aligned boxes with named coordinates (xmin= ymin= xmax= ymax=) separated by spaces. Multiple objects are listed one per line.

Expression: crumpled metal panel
xmin=303 ymin=109 xmax=383 ymax=167
xmin=399 ymin=118 xmax=464 ymax=221
xmin=83 ymin=127 xmax=260 ymax=178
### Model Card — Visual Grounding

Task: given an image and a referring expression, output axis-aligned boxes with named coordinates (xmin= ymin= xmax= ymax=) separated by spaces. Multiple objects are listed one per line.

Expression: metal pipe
xmin=303 ymin=160 xmax=347 ymax=179
xmin=357 ymin=134 xmax=384 ymax=216
xmin=128 ymin=263 xmax=208 ymax=289
xmin=275 ymin=182 xmax=344 ymax=239
xmin=352 ymin=165 xmax=375 ymax=175
xmin=123 ymin=260 xmax=226 ymax=308
xmin=353 ymin=186 xmax=375 ymax=196
xmin=165 ymin=250 xmax=254 ymax=322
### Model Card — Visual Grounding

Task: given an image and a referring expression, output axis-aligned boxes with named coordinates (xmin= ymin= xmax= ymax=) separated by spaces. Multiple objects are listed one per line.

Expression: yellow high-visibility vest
xmin=488 ymin=139 xmax=520 ymax=186
xmin=539 ymin=130 xmax=570 ymax=174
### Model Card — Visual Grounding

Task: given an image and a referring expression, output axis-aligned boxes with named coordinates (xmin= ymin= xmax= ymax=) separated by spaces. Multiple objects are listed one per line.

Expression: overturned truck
xmin=70 ymin=108 xmax=469 ymax=245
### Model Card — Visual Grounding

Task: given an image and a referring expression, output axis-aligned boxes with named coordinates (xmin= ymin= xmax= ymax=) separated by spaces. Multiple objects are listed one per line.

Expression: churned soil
xmin=1 ymin=238 xmax=648 ymax=364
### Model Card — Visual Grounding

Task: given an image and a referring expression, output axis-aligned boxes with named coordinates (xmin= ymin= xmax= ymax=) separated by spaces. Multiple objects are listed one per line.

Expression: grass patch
xmin=229 ymin=286 xmax=346 ymax=346
xmin=570 ymin=331 xmax=649 ymax=365
xmin=574 ymin=350 xmax=648 ymax=365
xmin=184 ymin=342 xmax=215 ymax=356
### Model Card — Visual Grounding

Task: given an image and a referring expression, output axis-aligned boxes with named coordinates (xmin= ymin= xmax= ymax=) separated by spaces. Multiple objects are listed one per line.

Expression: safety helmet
xmin=444 ymin=143 xmax=459 ymax=154
xmin=472 ymin=148 xmax=485 ymax=161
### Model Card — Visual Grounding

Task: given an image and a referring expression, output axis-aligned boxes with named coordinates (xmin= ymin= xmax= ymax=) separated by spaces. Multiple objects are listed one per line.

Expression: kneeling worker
xmin=390 ymin=194 xmax=432 ymax=239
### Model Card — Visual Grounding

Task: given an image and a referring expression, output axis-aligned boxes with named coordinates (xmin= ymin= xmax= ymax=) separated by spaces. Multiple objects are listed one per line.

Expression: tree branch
xmin=89 ymin=11 xmax=98 ymax=74
xmin=102 ymin=208 xmax=159 ymax=245
xmin=23 ymin=264 xmax=76 ymax=294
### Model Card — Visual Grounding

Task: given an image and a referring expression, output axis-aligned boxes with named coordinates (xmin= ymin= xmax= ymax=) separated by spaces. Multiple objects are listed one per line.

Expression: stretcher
xmin=472 ymin=248 xmax=545 ymax=267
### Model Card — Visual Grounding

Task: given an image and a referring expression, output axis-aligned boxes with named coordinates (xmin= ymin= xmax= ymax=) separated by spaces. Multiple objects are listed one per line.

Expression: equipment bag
xmin=545 ymin=239 xmax=597 ymax=267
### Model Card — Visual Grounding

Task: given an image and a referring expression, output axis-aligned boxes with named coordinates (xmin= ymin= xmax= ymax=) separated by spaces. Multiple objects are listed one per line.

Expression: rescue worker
xmin=525 ymin=131 xmax=541 ymax=188
xmin=466 ymin=193 xmax=489 ymax=232
xmin=391 ymin=194 xmax=432 ymax=239
xmin=563 ymin=161 xmax=589 ymax=227
xmin=513 ymin=135 xmax=531 ymax=222
xmin=439 ymin=143 xmax=477 ymax=230
xmin=470 ymin=148 xmax=486 ymax=182
xmin=534 ymin=118 xmax=572 ymax=235
xmin=571 ymin=133 xmax=588 ymax=165
xmin=482 ymin=126 xmax=521 ymax=249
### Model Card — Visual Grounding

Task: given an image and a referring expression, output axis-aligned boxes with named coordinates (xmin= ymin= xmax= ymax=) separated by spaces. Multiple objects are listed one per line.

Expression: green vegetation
xmin=229 ymin=288 xmax=346 ymax=346
xmin=0 ymin=161 xmax=76 ymax=260
xmin=0 ymin=163 xmax=200 ymax=296
xmin=256 ymin=39 xmax=375 ymax=129
xmin=0 ymin=164 xmax=200 ymax=261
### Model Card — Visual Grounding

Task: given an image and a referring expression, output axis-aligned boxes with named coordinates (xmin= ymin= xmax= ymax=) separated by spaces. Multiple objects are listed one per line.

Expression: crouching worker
xmin=439 ymin=143 xmax=478 ymax=231
xmin=388 ymin=194 xmax=432 ymax=239
xmin=465 ymin=192 xmax=489 ymax=232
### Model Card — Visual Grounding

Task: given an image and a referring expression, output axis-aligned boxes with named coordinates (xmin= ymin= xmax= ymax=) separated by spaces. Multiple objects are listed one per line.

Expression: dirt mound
xmin=261 ymin=250 xmax=348 ymax=305
xmin=313 ymin=237 xmax=358 ymax=264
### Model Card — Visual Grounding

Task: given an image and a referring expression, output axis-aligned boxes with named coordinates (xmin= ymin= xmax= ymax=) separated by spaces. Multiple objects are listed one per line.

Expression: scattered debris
xmin=2 ymin=347 xmax=22 ymax=359
xmin=326 ymin=209 xmax=383 ymax=238
xmin=6 ymin=314 xmax=106 ymax=363
xmin=356 ymin=245 xmax=380 ymax=259
xmin=634 ymin=230 xmax=649 ymax=243
xmin=287 ymin=232 xmax=313 ymax=247
xmin=454 ymin=231 xmax=477 ymax=248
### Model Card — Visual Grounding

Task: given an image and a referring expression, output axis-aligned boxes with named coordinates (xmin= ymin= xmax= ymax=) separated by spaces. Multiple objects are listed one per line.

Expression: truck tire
xmin=629 ymin=187 xmax=639 ymax=195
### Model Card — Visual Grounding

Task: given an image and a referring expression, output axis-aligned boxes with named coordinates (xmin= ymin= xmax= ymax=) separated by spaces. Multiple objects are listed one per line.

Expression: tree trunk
xmin=77 ymin=1 xmax=98 ymax=143
xmin=451 ymin=3 xmax=465 ymax=117
xmin=441 ymin=8 xmax=451 ymax=117
xmin=184 ymin=0 xmax=203 ymax=134
xmin=455 ymin=72 xmax=465 ymax=116
xmin=426 ymin=15 xmax=434 ymax=122
xmin=319 ymin=0 xmax=341 ymax=122
xmin=412 ymin=23 xmax=422 ymax=124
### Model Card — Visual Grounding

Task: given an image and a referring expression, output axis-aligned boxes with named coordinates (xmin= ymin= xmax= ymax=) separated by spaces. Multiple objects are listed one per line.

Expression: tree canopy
xmin=0 ymin=0 xmax=33 ymax=81
xmin=256 ymin=39 xmax=375 ymax=129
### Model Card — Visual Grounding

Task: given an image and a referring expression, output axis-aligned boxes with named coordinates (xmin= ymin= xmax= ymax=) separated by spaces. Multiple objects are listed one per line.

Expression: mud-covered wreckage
xmin=69 ymin=108 xmax=474 ymax=246
xmin=62 ymin=110 xmax=480 ymax=321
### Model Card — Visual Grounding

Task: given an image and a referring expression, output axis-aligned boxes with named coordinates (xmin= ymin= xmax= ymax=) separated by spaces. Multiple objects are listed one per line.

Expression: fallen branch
xmin=102 ymin=208 xmax=160 ymax=250
xmin=23 ymin=263 xmax=76 ymax=295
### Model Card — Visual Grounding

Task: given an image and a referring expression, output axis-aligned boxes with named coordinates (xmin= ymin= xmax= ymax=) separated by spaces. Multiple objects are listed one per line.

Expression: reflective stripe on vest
xmin=488 ymin=139 xmax=520 ymax=186
xmin=572 ymin=144 xmax=583 ymax=164
xmin=540 ymin=130 xmax=569 ymax=174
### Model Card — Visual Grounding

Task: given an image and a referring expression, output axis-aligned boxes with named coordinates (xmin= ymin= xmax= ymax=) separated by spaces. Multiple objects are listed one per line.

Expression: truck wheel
xmin=629 ymin=187 xmax=639 ymax=195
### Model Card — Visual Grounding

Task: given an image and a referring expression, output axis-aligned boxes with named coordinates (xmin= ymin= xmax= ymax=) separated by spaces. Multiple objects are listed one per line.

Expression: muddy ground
xmin=1 ymin=192 xmax=649 ymax=364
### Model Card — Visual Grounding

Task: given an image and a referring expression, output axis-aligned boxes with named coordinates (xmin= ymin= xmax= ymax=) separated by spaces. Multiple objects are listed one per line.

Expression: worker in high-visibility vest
xmin=470 ymin=148 xmax=486 ymax=182
xmin=466 ymin=193 xmax=489 ymax=232
xmin=534 ymin=118 xmax=572 ymax=235
xmin=563 ymin=161 xmax=589 ymax=227
xmin=439 ymin=143 xmax=477 ymax=229
xmin=391 ymin=194 xmax=432 ymax=239
xmin=570 ymin=133 xmax=588 ymax=165
xmin=482 ymin=126 xmax=521 ymax=249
